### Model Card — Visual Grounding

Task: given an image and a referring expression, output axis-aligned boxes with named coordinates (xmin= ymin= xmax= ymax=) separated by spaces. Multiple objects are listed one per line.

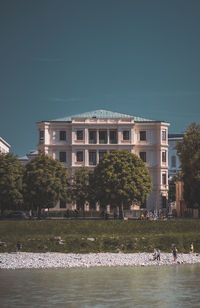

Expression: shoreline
xmin=1 ymin=252 xmax=200 ymax=270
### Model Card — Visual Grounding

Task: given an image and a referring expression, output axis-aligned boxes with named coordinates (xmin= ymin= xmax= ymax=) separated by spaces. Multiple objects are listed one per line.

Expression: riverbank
xmin=1 ymin=220 xmax=200 ymax=253
xmin=1 ymin=252 xmax=200 ymax=269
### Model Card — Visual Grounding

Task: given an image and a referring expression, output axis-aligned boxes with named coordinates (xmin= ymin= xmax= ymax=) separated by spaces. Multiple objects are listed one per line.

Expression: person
xmin=152 ymin=248 xmax=157 ymax=260
xmin=190 ymin=242 xmax=194 ymax=253
xmin=156 ymin=249 xmax=161 ymax=261
xmin=16 ymin=241 xmax=22 ymax=252
xmin=172 ymin=246 xmax=178 ymax=261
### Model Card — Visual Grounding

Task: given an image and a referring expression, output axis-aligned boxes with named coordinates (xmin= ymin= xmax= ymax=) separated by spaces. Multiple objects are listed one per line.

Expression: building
xmin=0 ymin=136 xmax=10 ymax=153
xmin=19 ymin=150 xmax=38 ymax=164
xmin=176 ymin=180 xmax=199 ymax=218
xmin=37 ymin=109 xmax=170 ymax=212
xmin=168 ymin=134 xmax=184 ymax=178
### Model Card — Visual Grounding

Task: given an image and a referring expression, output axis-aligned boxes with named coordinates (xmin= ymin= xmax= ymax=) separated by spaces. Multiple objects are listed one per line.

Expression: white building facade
xmin=168 ymin=134 xmax=183 ymax=178
xmin=0 ymin=137 xmax=10 ymax=153
xmin=37 ymin=110 xmax=170 ymax=212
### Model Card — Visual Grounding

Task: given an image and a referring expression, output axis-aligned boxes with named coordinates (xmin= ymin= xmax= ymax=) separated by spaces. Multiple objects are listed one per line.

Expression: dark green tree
xmin=69 ymin=167 xmax=93 ymax=211
xmin=23 ymin=153 xmax=68 ymax=216
xmin=0 ymin=153 xmax=23 ymax=214
xmin=176 ymin=122 xmax=200 ymax=208
xmin=93 ymin=150 xmax=152 ymax=218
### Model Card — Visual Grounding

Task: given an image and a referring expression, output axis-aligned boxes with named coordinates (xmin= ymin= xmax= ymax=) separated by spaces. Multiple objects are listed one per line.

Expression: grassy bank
xmin=0 ymin=220 xmax=200 ymax=253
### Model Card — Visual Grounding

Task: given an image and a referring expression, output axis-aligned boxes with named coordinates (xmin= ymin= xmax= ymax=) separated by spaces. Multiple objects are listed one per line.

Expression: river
xmin=1 ymin=264 xmax=200 ymax=307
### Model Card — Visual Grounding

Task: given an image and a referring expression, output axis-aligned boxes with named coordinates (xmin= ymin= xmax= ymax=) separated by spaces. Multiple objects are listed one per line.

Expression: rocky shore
xmin=1 ymin=252 xmax=200 ymax=270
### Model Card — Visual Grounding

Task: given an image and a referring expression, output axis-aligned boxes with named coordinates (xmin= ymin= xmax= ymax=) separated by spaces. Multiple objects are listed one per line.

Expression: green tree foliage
xmin=0 ymin=153 xmax=23 ymax=214
xmin=93 ymin=150 xmax=152 ymax=217
xmin=176 ymin=122 xmax=200 ymax=208
xmin=69 ymin=167 xmax=94 ymax=211
xmin=23 ymin=153 xmax=68 ymax=215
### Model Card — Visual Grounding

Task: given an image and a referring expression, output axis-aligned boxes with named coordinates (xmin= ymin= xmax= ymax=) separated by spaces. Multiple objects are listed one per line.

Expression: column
xmin=107 ymin=129 xmax=110 ymax=144
xmin=97 ymin=129 xmax=99 ymax=144
xmin=85 ymin=149 xmax=89 ymax=166
xmin=85 ymin=128 xmax=88 ymax=144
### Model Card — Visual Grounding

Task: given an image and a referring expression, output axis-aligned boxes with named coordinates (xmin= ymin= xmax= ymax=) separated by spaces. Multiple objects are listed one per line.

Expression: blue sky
xmin=0 ymin=0 xmax=200 ymax=156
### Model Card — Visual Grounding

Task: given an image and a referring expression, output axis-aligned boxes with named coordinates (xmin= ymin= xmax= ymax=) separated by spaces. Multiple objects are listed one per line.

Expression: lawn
xmin=0 ymin=220 xmax=200 ymax=253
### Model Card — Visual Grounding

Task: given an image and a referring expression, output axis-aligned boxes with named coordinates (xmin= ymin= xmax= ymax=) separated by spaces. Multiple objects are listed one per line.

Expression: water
xmin=1 ymin=264 xmax=200 ymax=308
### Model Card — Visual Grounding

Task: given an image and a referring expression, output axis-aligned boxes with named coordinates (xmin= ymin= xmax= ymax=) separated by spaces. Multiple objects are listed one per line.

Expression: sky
xmin=0 ymin=0 xmax=200 ymax=156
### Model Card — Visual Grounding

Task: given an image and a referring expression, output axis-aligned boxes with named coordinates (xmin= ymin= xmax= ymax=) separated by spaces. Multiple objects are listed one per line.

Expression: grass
xmin=0 ymin=220 xmax=200 ymax=253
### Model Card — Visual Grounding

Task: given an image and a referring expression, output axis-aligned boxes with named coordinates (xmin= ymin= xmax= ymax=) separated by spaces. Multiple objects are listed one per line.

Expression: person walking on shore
xmin=172 ymin=246 xmax=178 ymax=261
xmin=156 ymin=249 xmax=161 ymax=261
xmin=152 ymin=248 xmax=157 ymax=260
xmin=190 ymin=242 xmax=194 ymax=253
xmin=16 ymin=241 xmax=22 ymax=252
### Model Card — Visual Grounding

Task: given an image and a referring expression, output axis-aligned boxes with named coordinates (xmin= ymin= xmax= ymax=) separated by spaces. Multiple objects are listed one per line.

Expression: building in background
xmin=19 ymin=150 xmax=38 ymax=164
xmin=0 ymin=137 xmax=10 ymax=153
xmin=37 ymin=109 xmax=170 ymax=212
xmin=168 ymin=134 xmax=184 ymax=179
xmin=176 ymin=180 xmax=199 ymax=218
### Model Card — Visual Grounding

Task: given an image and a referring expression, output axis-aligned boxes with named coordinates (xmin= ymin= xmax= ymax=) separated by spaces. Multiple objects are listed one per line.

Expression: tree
xmin=0 ymin=153 xmax=23 ymax=215
xmin=93 ymin=150 xmax=152 ymax=218
xmin=69 ymin=167 xmax=93 ymax=211
xmin=23 ymin=153 xmax=68 ymax=216
xmin=176 ymin=122 xmax=200 ymax=208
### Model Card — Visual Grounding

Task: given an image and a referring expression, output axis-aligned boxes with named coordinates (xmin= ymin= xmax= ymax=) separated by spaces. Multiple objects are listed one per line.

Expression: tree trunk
xmin=119 ymin=202 xmax=124 ymax=220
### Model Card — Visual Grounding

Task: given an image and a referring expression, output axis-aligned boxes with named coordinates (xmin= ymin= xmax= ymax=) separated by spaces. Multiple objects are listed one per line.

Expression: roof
xmin=0 ymin=137 xmax=10 ymax=148
xmin=168 ymin=133 xmax=184 ymax=140
xmin=42 ymin=109 xmax=166 ymax=123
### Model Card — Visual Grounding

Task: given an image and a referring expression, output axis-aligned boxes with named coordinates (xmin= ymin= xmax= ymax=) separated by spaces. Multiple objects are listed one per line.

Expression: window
xmin=99 ymin=131 xmax=107 ymax=144
xmin=76 ymin=151 xmax=83 ymax=162
xmin=162 ymin=196 xmax=167 ymax=208
xmin=140 ymin=131 xmax=146 ymax=141
xmin=110 ymin=130 xmax=117 ymax=144
xmin=139 ymin=152 xmax=146 ymax=162
xmin=171 ymin=155 xmax=176 ymax=168
xmin=123 ymin=131 xmax=130 ymax=141
xmin=39 ymin=130 xmax=44 ymax=141
xmin=39 ymin=130 xmax=44 ymax=144
xmin=162 ymin=151 xmax=167 ymax=163
xmin=162 ymin=173 xmax=167 ymax=185
xmin=59 ymin=151 xmax=66 ymax=162
xmin=162 ymin=130 xmax=167 ymax=141
xmin=60 ymin=131 xmax=66 ymax=141
xmin=77 ymin=130 xmax=83 ymax=141
xmin=89 ymin=151 xmax=96 ymax=165
xmin=89 ymin=131 xmax=97 ymax=144
xmin=99 ymin=151 xmax=107 ymax=161
xmin=60 ymin=200 xmax=66 ymax=208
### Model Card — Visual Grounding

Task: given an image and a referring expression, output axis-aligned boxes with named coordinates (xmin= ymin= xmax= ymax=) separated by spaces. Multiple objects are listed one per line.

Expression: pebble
xmin=0 ymin=252 xmax=200 ymax=270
